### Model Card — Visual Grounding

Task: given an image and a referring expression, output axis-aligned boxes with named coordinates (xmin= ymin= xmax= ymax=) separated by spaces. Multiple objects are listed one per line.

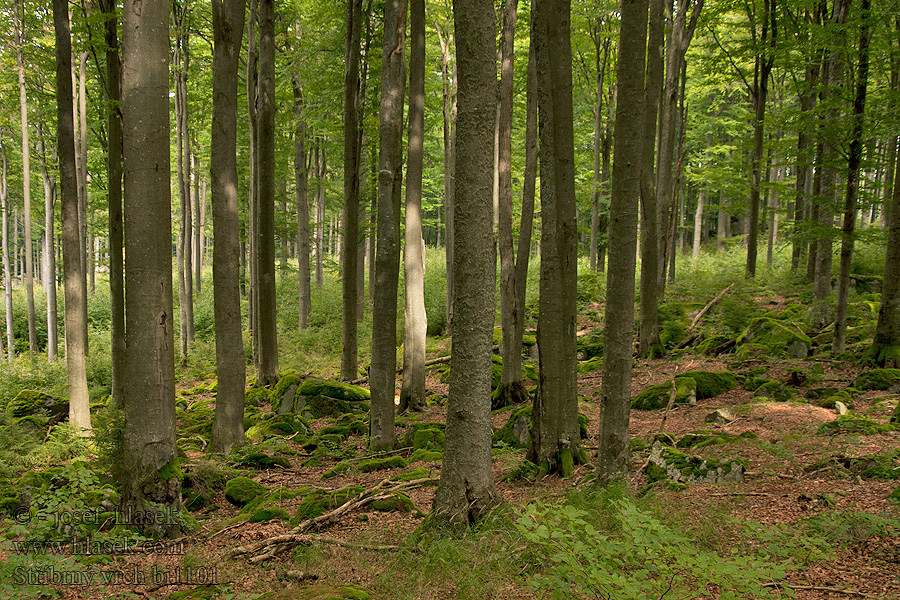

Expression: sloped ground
xmin=3 ymin=347 xmax=899 ymax=600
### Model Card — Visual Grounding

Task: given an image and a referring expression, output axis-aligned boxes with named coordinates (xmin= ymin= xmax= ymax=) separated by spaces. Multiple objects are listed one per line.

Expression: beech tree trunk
xmin=53 ymin=0 xmax=91 ymax=435
xmin=437 ymin=17 xmax=456 ymax=337
xmin=597 ymin=0 xmax=648 ymax=485
xmin=342 ymin=0 xmax=363 ymax=381
xmin=637 ymin=0 xmax=664 ymax=357
xmin=37 ymin=137 xmax=58 ymax=360
xmin=13 ymin=1 xmax=37 ymax=356
xmin=530 ymin=0 xmax=581 ymax=475
xmin=254 ymin=0 xmax=279 ymax=386
xmin=432 ymin=0 xmax=499 ymax=526
xmin=496 ymin=0 xmax=528 ymax=409
xmin=294 ymin=71 xmax=311 ymax=331
xmin=209 ymin=0 xmax=247 ymax=454
xmin=400 ymin=0 xmax=427 ymax=412
xmin=834 ymin=0 xmax=871 ymax=354
xmin=370 ymin=0 xmax=407 ymax=451
xmin=1 ymin=143 xmax=15 ymax=361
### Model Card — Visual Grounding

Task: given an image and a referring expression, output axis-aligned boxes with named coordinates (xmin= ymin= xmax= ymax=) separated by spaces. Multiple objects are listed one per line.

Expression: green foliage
xmin=516 ymin=495 xmax=790 ymax=600
xmin=817 ymin=414 xmax=897 ymax=435
xmin=657 ymin=300 xmax=690 ymax=348
xmin=853 ymin=368 xmax=900 ymax=391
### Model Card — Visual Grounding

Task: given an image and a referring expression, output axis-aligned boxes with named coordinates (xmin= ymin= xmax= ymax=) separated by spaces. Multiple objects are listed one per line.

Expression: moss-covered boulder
xmin=408 ymin=449 xmax=442 ymax=462
xmin=391 ymin=467 xmax=430 ymax=482
xmin=737 ymin=317 xmax=811 ymax=358
xmin=577 ymin=356 xmax=603 ymax=374
xmin=817 ymin=414 xmax=898 ymax=435
xmin=734 ymin=343 xmax=771 ymax=361
xmin=646 ymin=441 xmax=745 ymax=484
xmin=742 ymin=377 xmax=771 ymax=392
xmin=889 ymin=484 xmax=900 ymax=505
xmin=291 ymin=485 xmax=365 ymax=524
xmin=247 ymin=505 xmax=291 ymax=523
xmin=754 ymin=380 xmax=793 ymax=402
xmin=577 ymin=340 xmax=604 ymax=360
xmin=235 ymin=452 xmax=291 ymax=470
xmin=224 ymin=477 xmax=268 ymax=508
xmin=299 ymin=379 xmax=370 ymax=401
xmin=257 ymin=413 xmax=312 ymax=438
xmin=676 ymin=430 xmax=756 ymax=449
xmin=257 ymin=585 xmax=371 ymax=600
xmin=854 ymin=369 xmax=900 ymax=391
xmin=631 ymin=377 xmax=697 ymax=410
xmin=274 ymin=371 xmax=303 ymax=413
xmin=812 ymin=390 xmax=854 ymax=410
xmin=697 ymin=335 xmax=731 ymax=356
xmin=245 ymin=386 xmax=274 ymax=408
xmin=805 ymin=387 xmax=841 ymax=399
xmin=492 ymin=405 xmax=533 ymax=447
xmin=359 ymin=456 xmax=407 ymax=473
xmin=679 ymin=371 xmax=738 ymax=399
xmin=892 ymin=401 xmax=900 ymax=424
xmin=400 ymin=422 xmax=446 ymax=449
xmin=9 ymin=390 xmax=68 ymax=422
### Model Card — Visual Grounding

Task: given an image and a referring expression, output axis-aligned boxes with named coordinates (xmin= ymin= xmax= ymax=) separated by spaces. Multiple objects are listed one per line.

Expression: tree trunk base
xmin=862 ymin=343 xmax=900 ymax=368
xmin=492 ymin=380 xmax=530 ymax=410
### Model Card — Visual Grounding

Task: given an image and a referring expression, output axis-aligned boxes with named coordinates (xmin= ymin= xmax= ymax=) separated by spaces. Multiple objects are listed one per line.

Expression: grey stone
xmin=835 ymin=401 xmax=849 ymax=416
xmin=704 ymin=408 xmax=734 ymax=424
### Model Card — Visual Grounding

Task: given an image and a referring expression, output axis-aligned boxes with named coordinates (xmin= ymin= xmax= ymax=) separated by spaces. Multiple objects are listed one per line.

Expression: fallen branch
xmin=231 ymin=477 xmax=439 ymax=562
xmin=674 ymin=333 xmax=700 ymax=350
xmin=712 ymin=338 xmax=737 ymax=355
xmin=688 ymin=283 xmax=734 ymax=332
xmin=763 ymin=583 xmax=870 ymax=597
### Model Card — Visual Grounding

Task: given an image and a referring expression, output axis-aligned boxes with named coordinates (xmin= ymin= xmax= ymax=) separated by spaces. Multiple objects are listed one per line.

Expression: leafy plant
xmin=516 ymin=497 xmax=791 ymax=600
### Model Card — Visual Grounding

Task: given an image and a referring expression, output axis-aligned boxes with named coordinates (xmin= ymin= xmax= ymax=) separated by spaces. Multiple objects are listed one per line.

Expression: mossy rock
xmin=577 ymin=356 xmax=603 ymax=374
xmin=306 ymin=435 xmax=355 ymax=461
xmin=578 ymin=413 xmax=589 ymax=439
xmin=391 ymin=467 xmax=430 ymax=482
xmin=679 ymin=371 xmax=737 ymax=399
xmin=754 ymin=380 xmax=793 ymax=402
xmin=631 ymin=376 xmax=696 ymax=410
xmin=359 ymin=456 xmax=408 ymax=472
xmin=738 ymin=317 xmax=811 ymax=358
xmin=319 ymin=425 xmax=353 ymax=439
xmin=291 ymin=485 xmax=365 ymax=524
xmin=412 ymin=428 xmax=445 ymax=450
xmin=862 ymin=344 xmax=900 ymax=368
xmin=248 ymin=505 xmax=291 ymax=523
xmin=260 ymin=413 xmax=312 ymax=437
xmin=505 ymin=459 xmax=540 ymax=482
xmin=370 ymin=492 xmax=415 ymax=513
xmin=8 ymin=389 xmax=69 ymax=420
xmin=303 ymin=433 xmax=348 ymax=451
xmin=697 ymin=335 xmax=731 ymax=356
xmin=257 ymin=585 xmax=371 ymax=600
xmin=400 ymin=422 xmax=446 ymax=448
xmin=647 ymin=442 xmax=745 ymax=484
xmin=805 ymin=387 xmax=841 ymax=399
xmin=577 ymin=341 xmax=604 ymax=360
xmin=742 ymin=377 xmax=771 ymax=392
xmin=813 ymin=391 xmax=854 ymax=410
xmin=522 ymin=362 xmax=539 ymax=382
xmin=235 ymin=452 xmax=291 ymax=470
xmin=676 ymin=430 xmax=756 ymax=449
xmin=224 ymin=476 xmax=268 ymax=508
xmin=273 ymin=371 xmax=303 ymax=397
xmin=408 ymin=449 xmax=442 ymax=463
xmin=735 ymin=343 xmax=771 ymax=361
xmin=298 ymin=378 xmax=371 ymax=401
xmin=817 ymin=414 xmax=898 ymax=435
xmin=854 ymin=368 xmax=900 ymax=391
xmin=492 ymin=405 xmax=533 ymax=447
xmin=322 ymin=461 xmax=353 ymax=479
xmin=245 ymin=386 xmax=274 ymax=408
xmin=891 ymin=402 xmax=900 ymax=424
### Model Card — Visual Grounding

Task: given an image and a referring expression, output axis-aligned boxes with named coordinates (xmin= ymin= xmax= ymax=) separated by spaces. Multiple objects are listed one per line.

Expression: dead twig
xmin=231 ymin=477 xmax=439 ymax=562
xmin=763 ymin=583 xmax=870 ymax=597
xmin=688 ymin=283 xmax=734 ymax=332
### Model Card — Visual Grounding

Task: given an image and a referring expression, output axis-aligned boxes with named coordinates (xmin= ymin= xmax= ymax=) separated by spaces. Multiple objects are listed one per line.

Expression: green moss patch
xmin=248 ymin=506 xmax=291 ymax=523
xmin=493 ymin=405 xmax=533 ymax=447
xmin=235 ymin=452 xmax=291 ymax=470
xmin=679 ymin=371 xmax=738 ymax=399
xmin=224 ymin=476 xmax=268 ymax=508
xmin=697 ymin=335 xmax=731 ymax=356
xmin=299 ymin=378 xmax=371 ymax=401
xmin=359 ymin=456 xmax=408 ymax=472
xmin=370 ymin=492 xmax=415 ymax=513
xmin=408 ymin=449 xmax=442 ymax=463
xmin=646 ymin=442 xmax=746 ymax=484
xmin=632 ymin=377 xmax=697 ymax=410
xmin=754 ymin=380 xmax=793 ymax=402
xmin=292 ymin=485 xmax=366 ymax=524
xmin=817 ymin=414 xmax=898 ymax=435
xmin=854 ymin=369 xmax=900 ymax=391
xmin=8 ymin=389 xmax=68 ymax=420
xmin=737 ymin=317 xmax=811 ymax=358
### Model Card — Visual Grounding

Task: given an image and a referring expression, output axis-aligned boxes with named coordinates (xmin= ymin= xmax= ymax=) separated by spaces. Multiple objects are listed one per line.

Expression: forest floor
xmin=4 ymin=308 xmax=900 ymax=600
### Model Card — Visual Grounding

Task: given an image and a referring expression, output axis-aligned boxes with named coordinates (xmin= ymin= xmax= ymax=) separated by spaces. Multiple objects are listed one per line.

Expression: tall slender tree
xmin=530 ymin=0 xmax=582 ymax=475
xmin=255 ymin=0 xmax=279 ymax=385
xmin=400 ymin=0 xmax=427 ymax=412
xmin=432 ymin=0 xmax=499 ymax=526
xmin=121 ymin=0 xmax=181 ymax=534
xmin=370 ymin=0 xmax=407 ymax=451
xmin=342 ymin=0 xmax=363 ymax=381
xmin=209 ymin=0 xmax=248 ymax=454
xmin=597 ymin=0 xmax=649 ymax=484
xmin=13 ymin=0 xmax=37 ymax=356
xmin=1 ymin=143 xmax=14 ymax=362
xmin=294 ymin=60 xmax=311 ymax=331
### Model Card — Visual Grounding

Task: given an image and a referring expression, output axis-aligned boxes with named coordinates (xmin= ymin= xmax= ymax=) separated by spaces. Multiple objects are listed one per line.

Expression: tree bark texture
xmin=834 ymin=0 xmax=871 ymax=354
xmin=400 ymin=0 xmax=427 ymax=412
xmin=254 ymin=0 xmax=279 ymax=385
xmin=496 ymin=0 xmax=528 ymax=409
xmin=0 ymin=144 xmax=12 ymax=362
xmin=342 ymin=0 xmax=363 ymax=381
xmin=531 ymin=0 xmax=581 ymax=475
xmin=432 ymin=0 xmax=499 ymax=526
xmin=437 ymin=17 xmax=456 ymax=337
xmin=209 ymin=0 xmax=248 ymax=454
xmin=121 ymin=0 xmax=180 ymax=534
xmin=370 ymin=0 xmax=407 ymax=451
xmin=597 ymin=0 xmax=648 ymax=485
xmin=294 ymin=73 xmax=311 ymax=331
